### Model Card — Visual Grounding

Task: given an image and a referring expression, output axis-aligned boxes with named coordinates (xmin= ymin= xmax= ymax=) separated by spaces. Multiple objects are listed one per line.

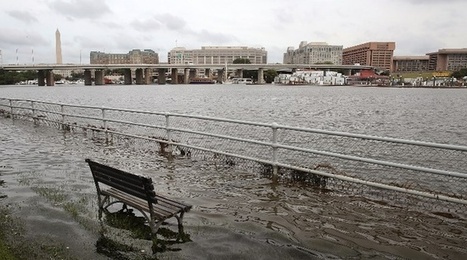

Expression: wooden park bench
xmin=85 ymin=159 xmax=192 ymax=241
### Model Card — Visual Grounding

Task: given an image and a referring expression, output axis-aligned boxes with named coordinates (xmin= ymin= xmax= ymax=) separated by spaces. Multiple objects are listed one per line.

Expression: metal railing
xmin=1 ymin=97 xmax=466 ymax=210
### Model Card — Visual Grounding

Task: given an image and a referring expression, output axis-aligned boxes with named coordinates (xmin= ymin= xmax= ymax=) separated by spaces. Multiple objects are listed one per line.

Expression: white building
xmin=168 ymin=46 xmax=267 ymax=65
xmin=283 ymin=41 xmax=343 ymax=65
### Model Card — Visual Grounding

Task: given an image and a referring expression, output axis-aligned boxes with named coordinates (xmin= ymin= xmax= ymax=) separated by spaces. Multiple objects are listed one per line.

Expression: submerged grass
xmin=0 ymin=206 xmax=77 ymax=260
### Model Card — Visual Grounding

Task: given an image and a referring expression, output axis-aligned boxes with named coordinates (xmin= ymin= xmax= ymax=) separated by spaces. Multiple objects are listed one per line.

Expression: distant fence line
xmin=1 ymin=98 xmax=466 ymax=211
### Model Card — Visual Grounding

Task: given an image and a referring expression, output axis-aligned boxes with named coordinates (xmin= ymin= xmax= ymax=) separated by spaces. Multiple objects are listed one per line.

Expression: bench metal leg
xmin=98 ymin=194 xmax=110 ymax=220
xmin=175 ymin=211 xmax=187 ymax=241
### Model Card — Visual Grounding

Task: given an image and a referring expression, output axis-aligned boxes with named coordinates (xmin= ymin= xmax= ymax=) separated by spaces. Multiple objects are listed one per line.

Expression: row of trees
xmin=0 ymin=70 xmax=86 ymax=85
xmin=0 ymin=70 xmax=37 ymax=85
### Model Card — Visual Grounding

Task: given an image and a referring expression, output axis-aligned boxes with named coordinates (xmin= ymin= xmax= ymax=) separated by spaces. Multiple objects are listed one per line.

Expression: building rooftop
xmin=427 ymin=48 xmax=467 ymax=55
xmin=393 ymin=55 xmax=429 ymax=60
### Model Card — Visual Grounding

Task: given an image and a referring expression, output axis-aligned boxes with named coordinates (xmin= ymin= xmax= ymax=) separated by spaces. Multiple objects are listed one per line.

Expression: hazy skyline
xmin=1 ymin=0 xmax=466 ymax=64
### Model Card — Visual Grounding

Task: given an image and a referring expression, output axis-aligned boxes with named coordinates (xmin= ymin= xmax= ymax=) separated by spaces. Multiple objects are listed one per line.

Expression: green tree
xmin=232 ymin=58 xmax=251 ymax=64
xmin=264 ymin=69 xmax=278 ymax=83
xmin=53 ymin=73 xmax=62 ymax=81
xmin=0 ymin=70 xmax=37 ymax=85
xmin=68 ymin=71 xmax=84 ymax=81
xmin=451 ymin=68 xmax=467 ymax=79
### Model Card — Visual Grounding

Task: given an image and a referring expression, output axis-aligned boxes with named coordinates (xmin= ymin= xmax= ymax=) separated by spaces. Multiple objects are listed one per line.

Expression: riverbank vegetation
xmin=0 ymin=70 xmax=37 ymax=85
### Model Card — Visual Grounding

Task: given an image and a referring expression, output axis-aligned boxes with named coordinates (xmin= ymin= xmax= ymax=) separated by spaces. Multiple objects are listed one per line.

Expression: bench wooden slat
xmin=89 ymin=161 xmax=152 ymax=187
xmin=102 ymin=188 xmax=185 ymax=219
xmin=93 ymin=174 xmax=156 ymax=203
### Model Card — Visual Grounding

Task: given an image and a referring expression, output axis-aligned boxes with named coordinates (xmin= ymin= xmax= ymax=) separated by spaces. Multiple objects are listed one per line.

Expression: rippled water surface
xmin=2 ymin=84 xmax=467 ymax=145
xmin=1 ymin=84 xmax=467 ymax=259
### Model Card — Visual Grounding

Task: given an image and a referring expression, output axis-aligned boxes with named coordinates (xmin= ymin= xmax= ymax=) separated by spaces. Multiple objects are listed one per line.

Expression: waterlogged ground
xmin=1 ymin=117 xmax=466 ymax=259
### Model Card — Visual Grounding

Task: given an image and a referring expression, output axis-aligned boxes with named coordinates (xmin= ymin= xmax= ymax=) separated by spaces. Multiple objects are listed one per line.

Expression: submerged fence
xmin=1 ymin=97 xmax=466 ymax=211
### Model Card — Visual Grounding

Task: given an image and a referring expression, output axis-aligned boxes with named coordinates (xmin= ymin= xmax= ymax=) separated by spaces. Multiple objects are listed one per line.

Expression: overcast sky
xmin=1 ymin=0 xmax=466 ymax=64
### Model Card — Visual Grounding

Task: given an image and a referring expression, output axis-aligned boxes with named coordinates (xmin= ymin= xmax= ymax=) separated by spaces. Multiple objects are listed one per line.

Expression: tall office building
xmin=55 ymin=29 xmax=63 ymax=64
xmin=283 ymin=41 xmax=343 ymax=65
xmin=168 ymin=46 xmax=267 ymax=65
xmin=343 ymin=42 xmax=395 ymax=71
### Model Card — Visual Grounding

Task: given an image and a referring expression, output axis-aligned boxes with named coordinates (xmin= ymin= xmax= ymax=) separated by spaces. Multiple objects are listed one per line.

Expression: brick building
xmin=343 ymin=42 xmax=395 ymax=71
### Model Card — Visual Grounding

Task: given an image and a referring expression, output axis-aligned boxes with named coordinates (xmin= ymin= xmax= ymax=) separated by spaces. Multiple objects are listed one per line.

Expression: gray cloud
xmin=154 ymin=13 xmax=187 ymax=31
xmin=404 ymin=0 xmax=464 ymax=3
xmin=0 ymin=28 xmax=47 ymax=47
xmin=130 ymin=13 xmax=185 ymax=32
xmin=49 ymin=0 xmax=112 ymax=20
xmin=7 ymin=10 xmax=39 ymax=24
xmin=74 ymin=35 xmax=107 ymax=50
xmin=194 ymin=30 xmax=238 ymax=45
xmin=130 ymin=18 xmax=162 ymax=32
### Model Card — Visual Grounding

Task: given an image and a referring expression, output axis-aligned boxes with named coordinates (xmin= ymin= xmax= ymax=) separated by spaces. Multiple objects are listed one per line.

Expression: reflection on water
xmin=1 ymin=84 xmax=467 ymax=259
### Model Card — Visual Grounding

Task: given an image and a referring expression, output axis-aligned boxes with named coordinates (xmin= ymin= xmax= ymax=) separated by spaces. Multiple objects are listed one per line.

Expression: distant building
xmin=90 ymin=49 xmax=159 ymax=64
xmin=343 ymin=42 xmax=395 ymax=71
xmin=168 ymin=46 xmax=267 ymax=65
xmin=392 ymin=56 xmax=429 ymax=72
xmin=283 ymin=41 xmax=343 ymax=65
xmin=426 ymin=48 xmax=467 ymax=71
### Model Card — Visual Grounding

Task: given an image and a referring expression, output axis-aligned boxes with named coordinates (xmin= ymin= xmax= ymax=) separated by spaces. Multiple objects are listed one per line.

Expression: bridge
xmin=0 ymin=63 xmax=374 ymax=86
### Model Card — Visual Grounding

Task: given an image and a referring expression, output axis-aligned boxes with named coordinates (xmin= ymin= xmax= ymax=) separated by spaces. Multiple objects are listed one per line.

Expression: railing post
xmin=165 ymin=112 xmax=173 ymax=156
xmin=9 ymin=99 xmax=13 ymax=119
xmin=60 ymin=104 xmax=65 ymax=130
xmin=31 ymin=101 xmax=37 ymax=125
xmin=102 ymin=107 xmax=108 ymax=142
xmin=271 ymin=122 xmax=279 ymax=177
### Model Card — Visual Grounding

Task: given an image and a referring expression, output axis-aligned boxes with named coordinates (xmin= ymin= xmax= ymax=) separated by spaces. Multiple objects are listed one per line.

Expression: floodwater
xmin=1 ymin=84 xmax=467 ymax=259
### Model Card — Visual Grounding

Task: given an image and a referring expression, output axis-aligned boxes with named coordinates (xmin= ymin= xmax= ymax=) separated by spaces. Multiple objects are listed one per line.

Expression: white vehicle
xmin=231 ymin=78 xmax=253 ymax=84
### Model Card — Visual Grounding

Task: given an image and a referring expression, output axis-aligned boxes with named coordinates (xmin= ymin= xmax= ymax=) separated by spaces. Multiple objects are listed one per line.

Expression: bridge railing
xmin=1 ymin=98 xmax=466 ymax=212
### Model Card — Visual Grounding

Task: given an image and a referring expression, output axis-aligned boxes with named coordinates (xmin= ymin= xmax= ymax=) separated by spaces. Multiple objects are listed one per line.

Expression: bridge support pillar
xmin=84 ymin=69 xmax=92 ymax=85
xmin=123 ymin=69 xmax=132 ymax=85
xmin=135 ymin=69 xmax=144 ymax=85
xmin=145 ymin=68 xmax=152 ymax=84
xmin=95 ymin=70 xmax=104 ymax=85
xmin=236 ymin=69 xmax=243 ymax=78
xmin=189 ymin=69 xmax=197 ymax=80
xmin=257 ymin=68 xmax=264 ymax=84
xmin=171 ymin=68 xmax=178 ymax=84
xmin=205 ymin=68 xmax=212 ymax=78
xmin=346 ymin=69 xmax=352 ymax=76
xmin=46 ymin=70 xmax=54 ymax=86
xmin=158 ymin=69 xmax=166 ymax=84
xmin=38 ymin=70 xmax=46 ymax=86
xmin=217 ymin=69 xmax=224 ymax=83
xmin=184 ymin=68 xmax=190 ymax=84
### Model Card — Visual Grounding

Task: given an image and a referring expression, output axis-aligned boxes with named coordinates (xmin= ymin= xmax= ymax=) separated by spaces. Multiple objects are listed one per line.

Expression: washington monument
xmin=55 ymin=29 xmax=63 ymax=64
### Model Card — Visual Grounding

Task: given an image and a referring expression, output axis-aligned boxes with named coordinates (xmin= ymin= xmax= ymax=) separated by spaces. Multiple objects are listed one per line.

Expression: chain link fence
xmin=1 ymin=98 xmax=466 ymax=214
